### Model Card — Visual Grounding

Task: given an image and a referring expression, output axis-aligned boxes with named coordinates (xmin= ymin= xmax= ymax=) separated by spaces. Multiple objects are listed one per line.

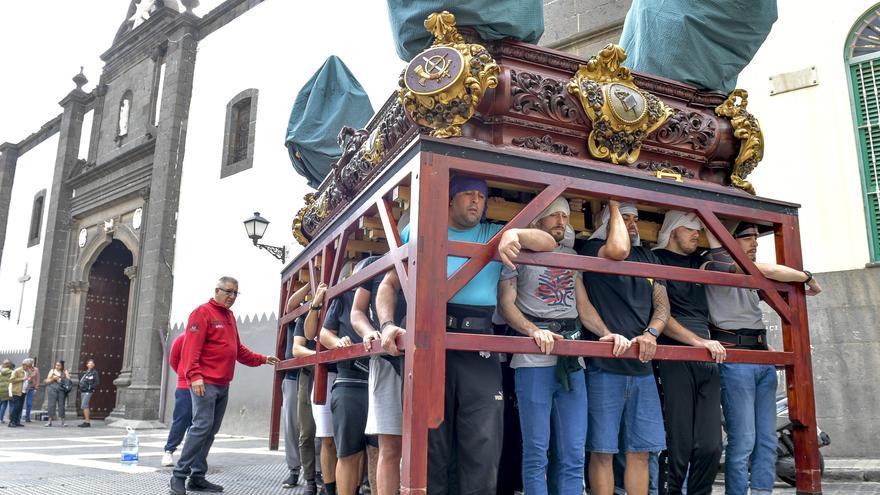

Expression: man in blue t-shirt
xmin=375 ymin=175 xmax=556 ymax=495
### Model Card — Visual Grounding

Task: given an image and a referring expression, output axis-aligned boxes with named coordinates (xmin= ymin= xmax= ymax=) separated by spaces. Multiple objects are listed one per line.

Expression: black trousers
xmin=657 ymin=361 xmax=722 ymax=495
xmin=427 ymin=350 xmax=504 ymax=495
xmin=9 ymin=395 xmax=23 ymax=426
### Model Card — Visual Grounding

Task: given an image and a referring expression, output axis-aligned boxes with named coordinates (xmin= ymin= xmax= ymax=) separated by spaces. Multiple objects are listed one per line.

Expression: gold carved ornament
xmin=291 ymin=191 xmax=330 ymax=247
xmin=398 ymin=11 xmax=500 ymax=138
xmin=714 ymin=89 xmax=763 ymax=195
xmin=567 ymin=44 xmax=673 ymax=165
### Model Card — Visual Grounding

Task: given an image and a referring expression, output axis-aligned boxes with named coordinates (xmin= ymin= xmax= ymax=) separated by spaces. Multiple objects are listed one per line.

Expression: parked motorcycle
xmin=774 ymin=392 xmax=831 ymax=486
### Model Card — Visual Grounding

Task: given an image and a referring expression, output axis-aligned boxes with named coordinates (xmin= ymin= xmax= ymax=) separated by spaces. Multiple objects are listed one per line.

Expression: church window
xmin=28 ymin=189 xmax=46 ymax=247
xmin=221 ymin=89 xmax=258 ymax=179
xmin=118 ymin=91 xmax=133 ymax=137
xmin=847 ymin=5 xmax=880 ymax=261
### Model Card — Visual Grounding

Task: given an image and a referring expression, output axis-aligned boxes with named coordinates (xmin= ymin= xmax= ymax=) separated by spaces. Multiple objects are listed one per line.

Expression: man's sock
xmin=324 ymin=481 xmax=337 ymax=495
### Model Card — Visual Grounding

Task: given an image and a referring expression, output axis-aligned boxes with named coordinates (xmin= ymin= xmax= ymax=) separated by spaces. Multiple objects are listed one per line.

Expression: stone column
xmin=119 ymin=16 xmax=199 ymax=421
xmin=29 ymin=72 xmax=89 ymax=409
xmin=0 ymin=142 xmax=20 ymax=269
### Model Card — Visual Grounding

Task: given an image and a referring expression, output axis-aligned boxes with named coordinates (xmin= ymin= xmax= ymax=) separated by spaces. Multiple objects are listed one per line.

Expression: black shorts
xmin=330 ymin=381 xmax=378 ymax=458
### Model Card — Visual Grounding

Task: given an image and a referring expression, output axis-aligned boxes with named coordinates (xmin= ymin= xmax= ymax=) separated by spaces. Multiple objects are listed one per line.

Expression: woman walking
xmin=0 ymin=360 xmax=13 ymax=424
xmin=45 ymin=361 xmax=71 ymax=427
xmin=78 ymin=359 xmax=99 ymax=427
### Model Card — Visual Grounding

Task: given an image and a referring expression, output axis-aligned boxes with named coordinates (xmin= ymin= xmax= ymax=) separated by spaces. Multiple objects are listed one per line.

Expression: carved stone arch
xmin=74 ymin=223 xmax=140 ymax=283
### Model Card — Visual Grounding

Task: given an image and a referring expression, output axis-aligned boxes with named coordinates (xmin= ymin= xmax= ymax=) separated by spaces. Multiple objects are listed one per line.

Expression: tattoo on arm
xmin=651 ymin=283 xmax=670 ymax=325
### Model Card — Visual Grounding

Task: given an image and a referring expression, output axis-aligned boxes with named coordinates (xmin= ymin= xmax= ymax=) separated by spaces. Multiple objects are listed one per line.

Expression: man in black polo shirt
xmin=651 ymin=210 xmax=728 ymax=495
xmin=579 ymin=201 xmax=669 ymax=495
xmin=319 ymin=259 xmax=379 ymax=495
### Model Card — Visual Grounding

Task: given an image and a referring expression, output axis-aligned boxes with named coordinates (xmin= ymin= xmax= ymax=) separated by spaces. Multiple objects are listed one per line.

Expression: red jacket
xmin=169 ymin=334 xmax=188 ymax=390
xmin=180 ymin=299 xmax=266 ymax=386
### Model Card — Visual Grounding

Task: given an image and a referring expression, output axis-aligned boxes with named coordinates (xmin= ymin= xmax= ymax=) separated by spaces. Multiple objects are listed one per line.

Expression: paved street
xmin=0 ymin=423 xmax=878 ymax=494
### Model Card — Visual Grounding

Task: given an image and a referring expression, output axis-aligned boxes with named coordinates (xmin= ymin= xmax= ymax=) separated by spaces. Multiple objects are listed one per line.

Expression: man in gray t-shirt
xmin=497 ymin=196 xmax=631 ymax=494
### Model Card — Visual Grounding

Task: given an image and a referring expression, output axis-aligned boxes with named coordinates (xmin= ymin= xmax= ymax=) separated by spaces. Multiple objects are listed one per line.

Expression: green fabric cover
xmin=285 ymin=56 xmax=374 ymax=188
xmin=387 ymin=0 xmax=544 ymax=61
xmin=620 ymin=0 xmax=777 ymax=93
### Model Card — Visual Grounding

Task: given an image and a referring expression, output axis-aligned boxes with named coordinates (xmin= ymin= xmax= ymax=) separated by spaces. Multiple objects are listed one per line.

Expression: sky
xmin=0 ymin=1 xmax=226 ymax=145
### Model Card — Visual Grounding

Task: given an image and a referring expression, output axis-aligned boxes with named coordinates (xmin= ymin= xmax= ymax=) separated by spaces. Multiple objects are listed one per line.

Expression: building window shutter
xmin=851 ymin=60 xmax=880 ymax=260
xmin=27 ymin=189 xmax=46 ymax=247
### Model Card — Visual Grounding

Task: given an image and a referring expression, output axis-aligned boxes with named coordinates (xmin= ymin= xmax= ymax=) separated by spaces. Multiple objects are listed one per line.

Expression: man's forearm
xmin=376 ymin=280 xmax=399 ymax=324
xmin=510 ymin=228 xmax=557 ymax=252
xmin=649 ymin=283 xmax=670 ymax=332
xmin=662 ymin=317 xmax=703 ymax=346
xmin=579 ymin=305 xmax=611 ymax=338
xmin=304 ymin=308 xmax=320 ymax=340
xmin=499 ymin=303 xmax=540 ymax=337
xmin=756 ymin=263 xmax=810 ymax=283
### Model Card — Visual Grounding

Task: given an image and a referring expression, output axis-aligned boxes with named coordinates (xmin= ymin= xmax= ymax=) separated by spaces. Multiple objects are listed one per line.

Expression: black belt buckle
xmin=446 ymin=315 xmax=457 ymax=329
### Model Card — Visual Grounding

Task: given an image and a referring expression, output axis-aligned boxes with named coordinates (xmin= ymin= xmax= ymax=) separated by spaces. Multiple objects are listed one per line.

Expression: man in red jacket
xmin=170 ymin=277 xmax=279 ymax=495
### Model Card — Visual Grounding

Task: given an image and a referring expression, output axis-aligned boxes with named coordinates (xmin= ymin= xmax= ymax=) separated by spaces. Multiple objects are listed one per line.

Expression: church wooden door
xmin=79 ymin=240 xmax=133 ymax=419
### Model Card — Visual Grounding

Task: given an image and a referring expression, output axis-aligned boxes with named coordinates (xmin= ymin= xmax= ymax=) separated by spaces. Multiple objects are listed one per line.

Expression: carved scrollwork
xmin=510 ymin=71 xmax=585 ymax=125
xmin=652 ymin=110 xmax=717 ymax=151
xmin=511 ymin=135 xmax=578 ymax=156
xmin=715 ymin=89 xmax=763 ymax=195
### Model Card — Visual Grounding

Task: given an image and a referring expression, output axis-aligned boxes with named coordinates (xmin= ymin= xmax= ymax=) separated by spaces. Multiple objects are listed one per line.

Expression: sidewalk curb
xmin=824 ymin=468 xmax=880 ymax=482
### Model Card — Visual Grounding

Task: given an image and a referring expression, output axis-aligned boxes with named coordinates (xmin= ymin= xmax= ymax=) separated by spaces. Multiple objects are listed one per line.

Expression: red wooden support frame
xmin=270 ymin=143 xmax=823 ymax=495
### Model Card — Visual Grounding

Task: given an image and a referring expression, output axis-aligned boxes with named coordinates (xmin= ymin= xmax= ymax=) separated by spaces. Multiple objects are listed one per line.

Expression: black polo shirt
xmin=652 ymin=248 xmax=711 ymax=342
xmin=580 ymin=239 xmax=664 ymax=376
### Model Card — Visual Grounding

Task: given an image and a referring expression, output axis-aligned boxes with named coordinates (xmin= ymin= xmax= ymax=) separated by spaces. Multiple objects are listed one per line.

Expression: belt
xmin=526 ymin=317 xmax=579 ymax=334
xmin=710 ymin=326 xmax=767 ymax=350
xmin=446 ymin=315 xmax=491 ymax=331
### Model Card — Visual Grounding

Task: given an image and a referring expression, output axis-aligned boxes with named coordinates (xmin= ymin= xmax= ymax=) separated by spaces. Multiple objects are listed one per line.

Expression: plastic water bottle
xmin=121 ymin=427 xmax=140 ymax=466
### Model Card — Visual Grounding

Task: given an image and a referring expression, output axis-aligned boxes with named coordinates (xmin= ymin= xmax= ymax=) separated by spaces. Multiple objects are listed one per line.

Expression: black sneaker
xmin=187 ymin=478 xmax=224 ymax=493
xmin=282 ymin=470 xmax=299 ymax=488
xmin=77 ymin=422 xmax=90 ymax=428
xmin=303 ymin=481 xmax=318 ymax=495
xmin=169 ymin=476 xmax=187 ymax=495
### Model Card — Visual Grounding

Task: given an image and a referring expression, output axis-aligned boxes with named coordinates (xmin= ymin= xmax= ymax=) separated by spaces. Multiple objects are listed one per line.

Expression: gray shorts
xmin=80 ymin=392 xmax=93 ymax=410
xmin=365 ymin=356 xmax=402 ymax=436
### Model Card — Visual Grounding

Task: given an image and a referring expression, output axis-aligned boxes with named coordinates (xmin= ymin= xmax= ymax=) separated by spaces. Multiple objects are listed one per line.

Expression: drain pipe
xmin=157 ymin=327 xmax=170 ymax=424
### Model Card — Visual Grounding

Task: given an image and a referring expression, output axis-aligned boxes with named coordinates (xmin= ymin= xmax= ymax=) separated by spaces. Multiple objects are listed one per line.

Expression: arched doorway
xmin=78 ymin=239 xmax=133 ymax=419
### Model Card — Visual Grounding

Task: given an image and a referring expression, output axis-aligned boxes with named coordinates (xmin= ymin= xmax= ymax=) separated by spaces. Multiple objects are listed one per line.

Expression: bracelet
xmin=380 ymin=321 xmax=395 ymax=331
xmin=803 ymin=270 xmax=813 ymax=284
xmin=309 ymin=303 xmax=322 ymax=311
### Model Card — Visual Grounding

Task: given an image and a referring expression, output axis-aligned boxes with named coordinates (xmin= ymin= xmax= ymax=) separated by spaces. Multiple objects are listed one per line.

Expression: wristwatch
xmin=643 ymin=327 xmax=659 ymax=338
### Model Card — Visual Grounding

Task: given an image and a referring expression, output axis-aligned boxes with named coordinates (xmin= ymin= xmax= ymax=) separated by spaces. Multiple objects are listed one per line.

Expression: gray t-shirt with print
xmin=501 ymin=245 xmax=583 ymax=368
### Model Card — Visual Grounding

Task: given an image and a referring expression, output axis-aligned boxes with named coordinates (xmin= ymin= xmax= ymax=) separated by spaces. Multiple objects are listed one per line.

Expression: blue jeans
xmin=164 ymin=388 xmax=194 ymax=453
xmin=23 ymin=388 xmax=34 ymax=420
xmin=720 ymin=363 xmax=777 ymax=495
xmin=0 ymin=399 xmax=8 ymax=421
xmin=586 ymin=366 xmax=666 ymax=453
xmin=172 ymin=384 xmax=229 ymax=480
xmin=515 ymin=366 xmax=587 ymax=495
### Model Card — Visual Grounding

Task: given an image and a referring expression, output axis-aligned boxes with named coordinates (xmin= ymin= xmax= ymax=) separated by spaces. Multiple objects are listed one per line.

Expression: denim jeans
xmin=720 ymin=363 xmax=777 ymax=495
xmin=172 ymin=384 xmax=229 ymax=480
xmin=164 ymin=388 xmax=194 ymax=453
xmin=0 ymin=399 xmax=8 ymax=422
xmin=23 ymin=388 xmax=35 ymax=420
xmin=515 ymin=366 xmax=587 ymax=495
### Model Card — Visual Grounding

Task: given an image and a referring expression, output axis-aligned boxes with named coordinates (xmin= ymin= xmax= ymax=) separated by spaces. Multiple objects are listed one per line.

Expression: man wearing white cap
xmin=498 ymin=196 xmax=631 ymax=495
xmin=651 ymin=210 xmax=729 ymax=495
xmin=579 ymin=201 xmax=669 ymax=495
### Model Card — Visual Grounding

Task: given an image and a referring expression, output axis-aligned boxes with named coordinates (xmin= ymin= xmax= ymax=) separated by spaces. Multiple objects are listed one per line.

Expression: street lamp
xmin=243 ymin=212 xmax=287 ymax=263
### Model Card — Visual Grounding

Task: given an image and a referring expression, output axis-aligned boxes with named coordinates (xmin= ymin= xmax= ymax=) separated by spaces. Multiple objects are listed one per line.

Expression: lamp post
xmin=243 ymin=212 xmax=287 ymax=263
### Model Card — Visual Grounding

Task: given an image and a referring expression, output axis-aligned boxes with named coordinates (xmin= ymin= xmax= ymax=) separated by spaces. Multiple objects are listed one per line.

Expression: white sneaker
xmin=161 ymin=451 xmax=174 ymax=467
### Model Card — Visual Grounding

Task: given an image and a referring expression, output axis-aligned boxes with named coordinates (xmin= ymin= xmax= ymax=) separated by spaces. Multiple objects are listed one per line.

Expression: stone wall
xmin=764 ymin=267 xmax=880 ymax=458
xmin=541 ymin=0 xmax=633 ymax=57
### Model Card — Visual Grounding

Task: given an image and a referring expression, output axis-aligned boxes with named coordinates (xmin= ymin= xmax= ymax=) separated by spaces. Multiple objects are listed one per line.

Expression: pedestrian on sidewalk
xmin=78 ymin=359 xmax=99 ymax=427
xmin=0 ymin=360 xmax=12 ymax=424
xmin=45 ymin=361 xmax=70 ymax=427
xmin=22 ymin=358 xmax=39 ymax=422
xmin=8 ymin=361 xmax=28 ymax=427
xmin=169 ymin=276 xmax=279 ymax=495
xmin=162 ymin=333 xmax=193 ymax=467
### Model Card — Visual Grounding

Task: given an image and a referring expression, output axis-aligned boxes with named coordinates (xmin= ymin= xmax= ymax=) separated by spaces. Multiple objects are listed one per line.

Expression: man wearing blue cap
xmin=375 ymin=174 xmax=556 ymax=495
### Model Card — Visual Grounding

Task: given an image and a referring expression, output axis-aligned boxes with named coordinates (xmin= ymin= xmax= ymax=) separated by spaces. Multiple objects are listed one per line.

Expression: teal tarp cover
xmin=388 ymin=0 xmax=544 ymax=61
xmin=620 ymin=0 xmax=777 ymax=94
xmin=285 ymin=56 xmax=374 ymax=188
